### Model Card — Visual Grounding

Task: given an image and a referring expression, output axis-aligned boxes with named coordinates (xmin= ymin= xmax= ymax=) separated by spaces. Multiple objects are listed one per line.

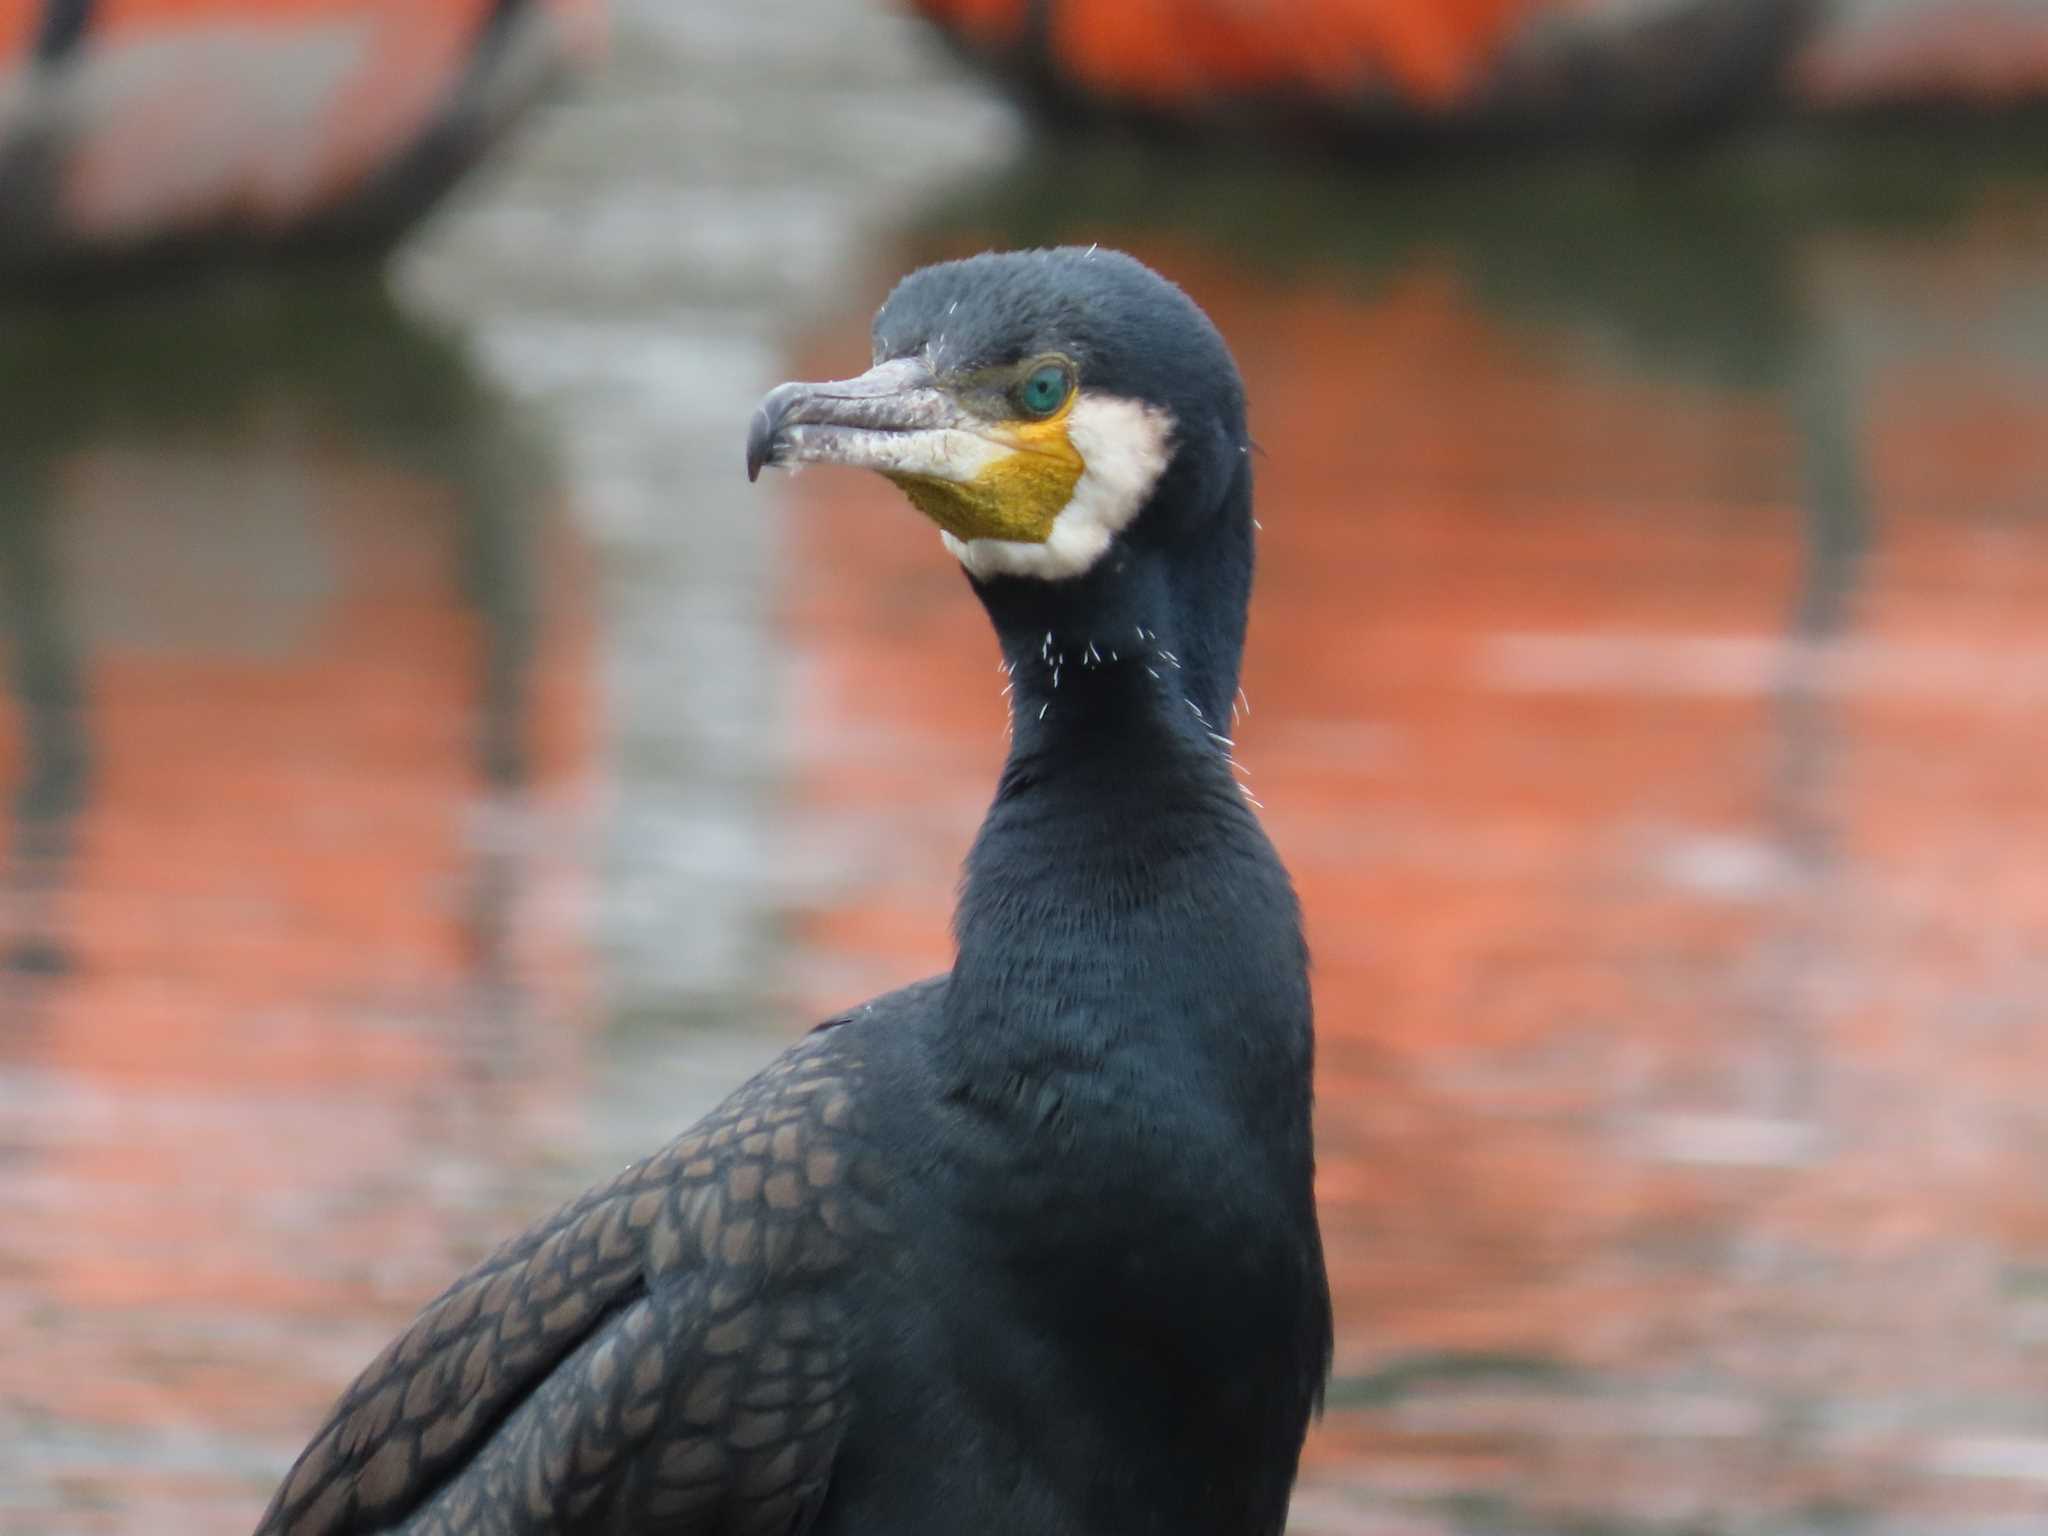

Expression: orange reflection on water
xmin=781 ymin=230 xmax=2048 ymax=1533
xmin=0 ymin=383 xmax=598 ymax=1529
xmin=5 ymin=192 xmax=2047 ymax=1536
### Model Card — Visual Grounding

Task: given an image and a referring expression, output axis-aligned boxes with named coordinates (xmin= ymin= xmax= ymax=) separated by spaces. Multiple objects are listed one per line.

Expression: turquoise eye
xmin=1015 ymin=364 xmax=1071 ymax=419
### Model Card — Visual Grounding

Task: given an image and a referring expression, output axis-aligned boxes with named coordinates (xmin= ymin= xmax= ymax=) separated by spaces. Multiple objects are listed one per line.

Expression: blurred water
xmin=5 ymin=4 xmax=2048 ymax=1534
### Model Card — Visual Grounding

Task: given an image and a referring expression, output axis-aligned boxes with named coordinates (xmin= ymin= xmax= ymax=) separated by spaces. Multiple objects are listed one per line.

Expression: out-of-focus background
xmin=5 ymin=2 xmax=2048 ymax=1532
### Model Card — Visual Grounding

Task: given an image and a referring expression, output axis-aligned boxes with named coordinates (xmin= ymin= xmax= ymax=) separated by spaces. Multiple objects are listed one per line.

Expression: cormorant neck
xmin=969 ymin=458 xmax=1255 ymax=756
xmin=981 ymin=575 xmax=1236 ymax=763
xmin=936 ymin=470 xmax=1282 ymax=1086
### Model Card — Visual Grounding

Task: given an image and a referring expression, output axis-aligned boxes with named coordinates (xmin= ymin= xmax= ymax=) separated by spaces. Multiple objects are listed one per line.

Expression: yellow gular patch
xmin=884 ymin=406 xmax=1084 ymax=544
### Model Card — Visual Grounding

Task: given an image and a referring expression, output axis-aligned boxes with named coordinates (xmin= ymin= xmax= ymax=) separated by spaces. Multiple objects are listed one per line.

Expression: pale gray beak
xmin=745 ymin=357 xmax=991 ymax=483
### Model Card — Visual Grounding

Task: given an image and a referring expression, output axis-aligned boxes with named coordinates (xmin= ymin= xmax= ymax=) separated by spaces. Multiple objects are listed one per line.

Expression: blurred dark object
xmin=909 ymin=0 xmax=2048 ymax=140
xmin=0 ymin=0 xmax=603 ymax=285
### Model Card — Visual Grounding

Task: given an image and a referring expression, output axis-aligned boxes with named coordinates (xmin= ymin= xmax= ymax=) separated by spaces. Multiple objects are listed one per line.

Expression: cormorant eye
xmin=1014 ymin=363 xmax=1072 ymax=419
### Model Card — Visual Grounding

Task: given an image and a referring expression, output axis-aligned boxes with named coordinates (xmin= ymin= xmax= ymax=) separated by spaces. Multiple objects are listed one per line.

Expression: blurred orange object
xmin=0 ymin=0 xmax=604 ymax=278
xmin=1043 ymin=0 xmax=1540 ymax=107
xmin=910 ymin=0 xmax=2048 ymax=134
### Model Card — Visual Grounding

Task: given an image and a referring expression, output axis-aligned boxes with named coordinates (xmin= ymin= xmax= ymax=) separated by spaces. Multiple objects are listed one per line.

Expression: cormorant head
xmin=748 ymin=248 xmax=1254 ymax=731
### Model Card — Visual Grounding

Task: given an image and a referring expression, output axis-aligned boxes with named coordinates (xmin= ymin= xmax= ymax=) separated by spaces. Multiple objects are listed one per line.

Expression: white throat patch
xmin=941 ymin=393 xmax=1175 ymax=581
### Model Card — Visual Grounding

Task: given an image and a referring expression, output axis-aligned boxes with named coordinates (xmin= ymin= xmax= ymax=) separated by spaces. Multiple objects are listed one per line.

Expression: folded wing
xmin=254 ymin=1027 xmax=882 ymax=1536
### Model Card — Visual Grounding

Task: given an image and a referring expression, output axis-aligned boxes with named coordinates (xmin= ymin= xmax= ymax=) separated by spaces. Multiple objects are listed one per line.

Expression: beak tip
xmin=744 ymin=404 xmax=777 ymax=484
xmin=744 ymin=362 xmax=936 ymax=486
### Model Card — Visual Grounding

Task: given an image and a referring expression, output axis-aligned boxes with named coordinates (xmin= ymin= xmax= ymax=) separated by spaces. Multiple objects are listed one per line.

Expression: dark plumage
xmin=255 ymin=248 xmax=1330 ymax=1536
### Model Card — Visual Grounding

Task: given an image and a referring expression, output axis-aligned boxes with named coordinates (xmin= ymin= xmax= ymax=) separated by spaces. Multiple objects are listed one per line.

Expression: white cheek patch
xmin=941 ymin=393 xmax=1175 ymax=582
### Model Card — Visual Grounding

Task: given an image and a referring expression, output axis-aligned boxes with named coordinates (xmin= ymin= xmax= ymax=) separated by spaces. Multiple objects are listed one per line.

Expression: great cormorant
xmin=253 ymin=247 xmax=1331 ymax=1536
